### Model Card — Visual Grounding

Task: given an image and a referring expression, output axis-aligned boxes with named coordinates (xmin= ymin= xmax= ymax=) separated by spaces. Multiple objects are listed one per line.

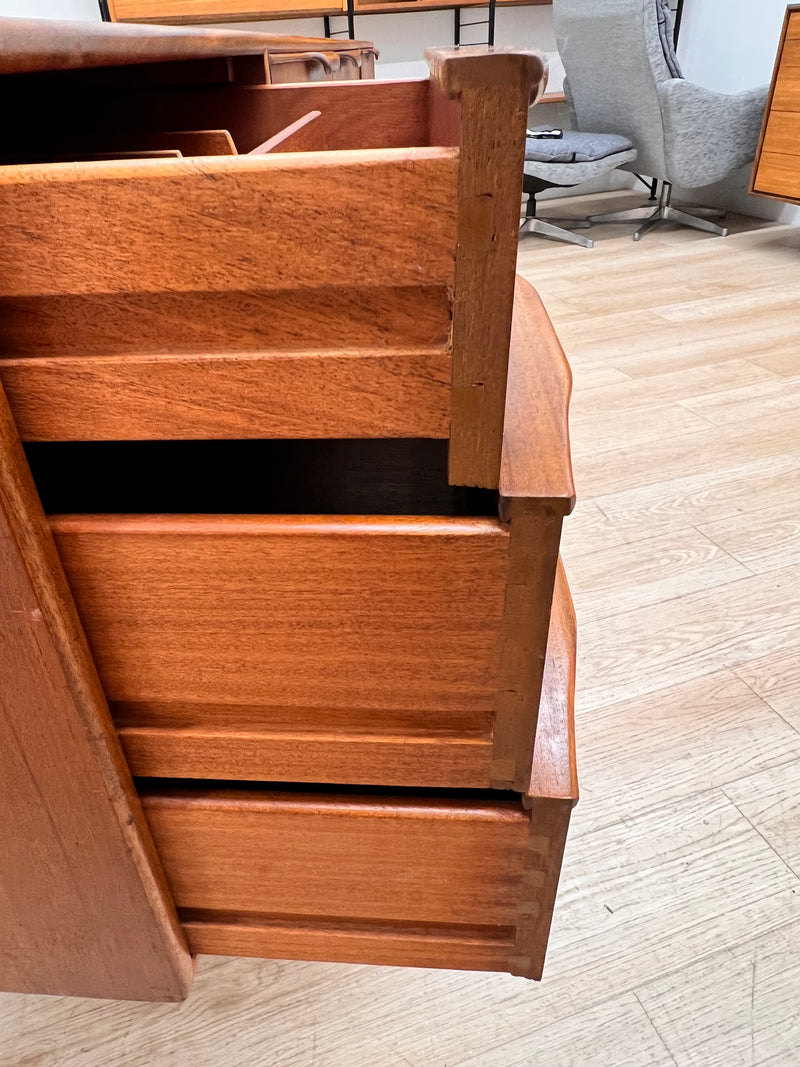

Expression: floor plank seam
xmin=688 ymin=524 xmax=757 ymax=578
xmin=632 ymin=990 xmax=680 ymax=1067
xmin=730 ymin=671 xmax=800 ymax=740
xmin=722 ymin=790 xmax=800 ymax=884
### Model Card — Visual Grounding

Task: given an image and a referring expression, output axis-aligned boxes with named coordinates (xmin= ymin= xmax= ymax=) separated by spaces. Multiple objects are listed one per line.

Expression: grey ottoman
xmin=521 ymin=128 xmax=637 ymax=248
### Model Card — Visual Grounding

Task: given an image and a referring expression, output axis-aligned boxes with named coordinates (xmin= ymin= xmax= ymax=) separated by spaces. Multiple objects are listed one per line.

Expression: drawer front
xmin=753 ymin=148 xmax=800 ymax=201
xmin=53 ymin=514 xmax=510 ymax=788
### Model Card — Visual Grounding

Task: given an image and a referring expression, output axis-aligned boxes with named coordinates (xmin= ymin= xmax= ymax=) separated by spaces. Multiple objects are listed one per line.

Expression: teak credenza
xmin=0 ymin=21 xmax=577 ymax=1002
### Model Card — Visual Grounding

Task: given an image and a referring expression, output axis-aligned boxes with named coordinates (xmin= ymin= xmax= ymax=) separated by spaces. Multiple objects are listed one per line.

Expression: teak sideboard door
xmin=0 ymin=383 xmax=193 ymax=1001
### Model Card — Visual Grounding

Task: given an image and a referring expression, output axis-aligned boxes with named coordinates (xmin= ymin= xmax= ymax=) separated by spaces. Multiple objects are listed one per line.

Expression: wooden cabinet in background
xmin=107 ymin=0 xmax=551 ymax=25
xmin=751 ymin=4 xmax=800 ymax=203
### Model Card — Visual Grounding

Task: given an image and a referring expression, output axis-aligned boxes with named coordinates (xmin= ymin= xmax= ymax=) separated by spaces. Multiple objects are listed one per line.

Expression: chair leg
xmin=587 ymin=206 xmax=657 ymax=224
xmin=586 ymin=180 xmax=729 ymax=242
xmin=539 ymin=216 xmax=593 ymax=229
xmin=664 ymin=205 xmax=728 ymax=237
xmin=520 ymin=216 xmax=594 ymax=248
xmin=675 ymin=204 xmax=727 ymax=220
xmin=632 ymin=209 xmax=667 ymax=241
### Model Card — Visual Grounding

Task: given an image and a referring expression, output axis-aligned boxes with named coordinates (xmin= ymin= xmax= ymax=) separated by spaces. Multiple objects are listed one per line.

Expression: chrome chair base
xmin=520 ymin=215 xmax=594 ymax=248
xmin=587 ymin=181 xmax=728 ymax=241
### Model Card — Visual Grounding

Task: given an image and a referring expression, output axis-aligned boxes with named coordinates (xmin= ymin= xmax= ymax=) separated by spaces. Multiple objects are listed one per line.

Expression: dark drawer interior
xmin=26 ymin=438 xmax=498 ymax=517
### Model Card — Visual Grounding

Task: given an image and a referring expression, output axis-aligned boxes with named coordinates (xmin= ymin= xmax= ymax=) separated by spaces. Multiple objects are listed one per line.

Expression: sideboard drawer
xmin=142 ymin=785 xmax=560 ymax=976
xmin=53 ymin=512 xmax=509 ymax=789
xmin=34 ymin=433 xmax=561 ymax=794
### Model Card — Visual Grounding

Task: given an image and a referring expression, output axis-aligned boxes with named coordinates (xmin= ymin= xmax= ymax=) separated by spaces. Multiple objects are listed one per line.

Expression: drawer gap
xmin=26 ymin=438 xmax=497 ymax=516
xmin=136 ymin=779 xmax=521 ymax=803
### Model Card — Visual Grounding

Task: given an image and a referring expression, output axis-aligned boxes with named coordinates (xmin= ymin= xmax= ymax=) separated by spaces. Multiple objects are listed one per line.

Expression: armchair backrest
xmin=553 ymin=0 xmax=679 ymax=180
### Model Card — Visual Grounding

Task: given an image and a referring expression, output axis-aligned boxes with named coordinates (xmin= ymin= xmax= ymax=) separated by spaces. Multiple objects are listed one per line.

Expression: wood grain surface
xmin=143 ymin=789 xmax=531 ymax=925
xmin=138 ymin=560 xmax=576 ymax=974
xmin=490 ymin=503 xmax=561 ymax=790
xmin=2 ymin=347 xmax=451 ymax=442
xmin=0 ymin=149 xmax=457 ymax=298
xmin=110 ymin=80 xmax=430 ymax=154
xmin=3 ymin=195 xmax=800 ymax=1067
xmin=488 ymin=274 xmax=574 ymax=788
xmin=0 ymin=383 xmax=192 ymax=1001
xmin=427 ymin=48 xmax=547 ymax=488
xmin=51 ymin=515 xmax=511 ymax=787
xmin=512 ymin=559 xmax=577 ymax=980
xmin=179 ymin=917 xmax=516 ymax=973
xmin=109 ymin=0 xmax=346 ymax=21
xmin=0 ymin=285 xmax=451 ymax=357
xmin=499 ymin=276 xmax=575 ymax=513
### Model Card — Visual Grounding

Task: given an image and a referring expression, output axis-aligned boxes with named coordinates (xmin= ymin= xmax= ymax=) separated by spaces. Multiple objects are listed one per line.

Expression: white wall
xmin=678 ymin=0 xmax=784 ymax=93
xmin=0 ymin=0 xmax=100 ymax=18
xmin=231 ymin=5 xmax=556 ymax=79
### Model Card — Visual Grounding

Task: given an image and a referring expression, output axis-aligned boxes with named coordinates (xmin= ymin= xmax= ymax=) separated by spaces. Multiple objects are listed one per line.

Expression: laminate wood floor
xmin=2 ymin=191 xmax=800 ymax=1067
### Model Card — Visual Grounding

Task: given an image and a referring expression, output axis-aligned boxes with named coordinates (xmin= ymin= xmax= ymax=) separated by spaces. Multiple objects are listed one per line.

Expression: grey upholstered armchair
xmin=553 ymin=0 xmax=769 ymax=240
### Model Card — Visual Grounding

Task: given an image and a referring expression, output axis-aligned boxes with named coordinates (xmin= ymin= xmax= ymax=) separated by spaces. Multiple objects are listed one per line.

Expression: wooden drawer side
xmin=142 ymin=790 xmax=531 ymax=925
xmin=52 ymin=513 xmax=511 ymax=788
xmin=0 ymin=150 xmax=458 ymax=299
xmin=181 ymin=914 xmax=516 ymax=972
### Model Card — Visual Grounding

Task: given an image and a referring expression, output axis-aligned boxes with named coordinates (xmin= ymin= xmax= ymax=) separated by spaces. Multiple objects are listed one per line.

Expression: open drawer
xmin=140 ymin=562 xmax=577 ymax=980
xmin=0 ymin=45 xmax=546 ymax=491
xmin=28 ymin=278 xmax=573 ymax=794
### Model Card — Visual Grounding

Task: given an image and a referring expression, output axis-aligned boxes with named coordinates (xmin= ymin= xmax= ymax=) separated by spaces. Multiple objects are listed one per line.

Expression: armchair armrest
xmin=658 ymin=78 xmax=769 ymax=188
xmin=499 ymin=275 xmax=575 ymax=516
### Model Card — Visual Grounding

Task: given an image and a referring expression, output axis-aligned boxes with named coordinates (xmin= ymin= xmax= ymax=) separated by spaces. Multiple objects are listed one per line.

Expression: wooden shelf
xmin=110 ymin=0 xmax=551 ymax=24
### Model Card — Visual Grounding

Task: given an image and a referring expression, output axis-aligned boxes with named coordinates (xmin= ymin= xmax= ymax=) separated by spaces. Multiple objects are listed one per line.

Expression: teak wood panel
xmin=0 ymin=382 xmax=192 ymax=1002
xmin=771 ymin=39 xmax=800 ymax=111
xmin=139 ymin=562 xmax=577 ymax=978
xmin=109 ymin=0 xmax=346 ymax=19
xmin=144 ymin=792 xmax=530 ymax=924
xmin=1 ymin=348 xmax=452 ymax=442
xmin=0 ymin=149 xmax=457 ymax=298
xmin=427 ymin=49 xmax=547 ymax=489
xmin=0 ymin=285 xmax=450 ymax=357
xmin=179 ymin=917 xmax=516 ymax=973
xmin=751 ymin=8 xmax=800 ymax=203
xmin=51 ymin=515 xmax=512 ymax=788
xmin=490 ymin=276 xmax=575 ymax=789
xmin=107 ymin=0 xmax=549 ymax=23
